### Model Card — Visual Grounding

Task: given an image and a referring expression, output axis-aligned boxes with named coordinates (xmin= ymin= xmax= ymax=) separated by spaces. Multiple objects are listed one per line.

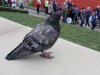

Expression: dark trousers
xmin=37 ymin=4 xmax=40 ymax=14
xmin=80 ymin=20 xmax=84 ymax=27
xmin=45 ymin=7 xmax=48 ymax=14
xmin=86 ymin=17 xmax=90 ymax=26
xmin=62 ymin=16 xmax=66 ymax=23
xmin=4 ymin=1 xmax=7 ymax=6
xmin=20 ymin=3 xmax=24 ymax=9
xmin=74 ymin=16 xmax=78 ymax=24
xmin=8 ymin=2 xmax=11 ymax=7
xmin=91 ymin=22 xmax=97 ymax=29
xmin=98 ymin=17 xmax=100 ymax=26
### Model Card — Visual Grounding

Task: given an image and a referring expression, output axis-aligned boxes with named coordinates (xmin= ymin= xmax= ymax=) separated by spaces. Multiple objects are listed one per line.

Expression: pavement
xmin=0 ymin=17 xmax=100 ymax=75
xmin=26 ymin=8 xmax=47 ymax=18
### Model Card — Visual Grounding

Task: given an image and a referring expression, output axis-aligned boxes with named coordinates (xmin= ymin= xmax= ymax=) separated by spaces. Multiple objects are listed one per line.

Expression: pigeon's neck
xmin=45 ymin=18 xmax=60 ymax=32
xmin=53 ymin=24 xmax=60 ymax=33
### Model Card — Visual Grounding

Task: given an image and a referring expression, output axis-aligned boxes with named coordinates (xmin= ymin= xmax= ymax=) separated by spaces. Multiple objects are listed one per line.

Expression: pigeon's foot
xmin=40 ymin=53 xmax=54 ymax=59
xmin=43 ymin=51 xmax=52 ymax=54
xmin=40 ymin=51 xmax=54 ymax=59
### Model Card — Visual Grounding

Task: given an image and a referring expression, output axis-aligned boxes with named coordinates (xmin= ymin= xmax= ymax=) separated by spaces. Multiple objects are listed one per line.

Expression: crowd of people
xmin=36 ymin=0 xmax=100 ymax=30
xmin=1 ymin=0 xmax=100 ymax=30
xmin=2 ymin=0 xmax=24 ymax=9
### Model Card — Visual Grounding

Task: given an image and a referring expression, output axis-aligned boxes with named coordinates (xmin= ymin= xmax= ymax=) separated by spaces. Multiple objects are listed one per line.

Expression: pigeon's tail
xmin=6 ymin=44 xmax=33 ymax=60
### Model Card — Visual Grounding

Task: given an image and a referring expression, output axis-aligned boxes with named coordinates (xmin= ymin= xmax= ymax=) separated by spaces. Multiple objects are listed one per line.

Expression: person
xmin=12 ymin=0 xmax=16 ymax=8
xmin=48 ymin=1 xmax=53 ymax=15
xmin=66 ymin=0 xmax=72 ymax=11
xmin=61 ymin=6 xmax=68 ymax=23
xmin=0 ymin=0 xmax=2 ymax=6
xmin=36 ymin=0 xmax=41 ymax=15
xmin=53 ymin=1 xmax=57 ymax=12
xmin=63 ymin=1 xmax=67 ymax=9
xmin=4 ymin=0 xmax=8 ymax=6
xmin=44 ymin=0 xmax=49 ymax=15
xmin=91 ymin=12 xmax=97 ymax=30
xmin=19 ymin=0 xmax=24 ymax=9
xmin=94 ymin=6 xmax=100 ymax=27
xmin=73 ymin=5 xmax=79 ymax=24
xmin=8 ymin=0 xmax=11 ymax=7
xmin=57 ymin=5 xmax=62 ymax=12
xmin=79 ymin=8 xmax=86 ymax=27
xmin=98 ymin=10 xmax=100 ymax=27
xmin=85 ymin=7 xmax=92 ymax=27
xmin=67 ymin=6 xmax=74 ymax=23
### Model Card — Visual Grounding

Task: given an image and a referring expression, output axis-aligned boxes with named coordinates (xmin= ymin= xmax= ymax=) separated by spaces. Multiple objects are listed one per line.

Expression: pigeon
xmin=6 ymin=12 xmax=61 ymax=60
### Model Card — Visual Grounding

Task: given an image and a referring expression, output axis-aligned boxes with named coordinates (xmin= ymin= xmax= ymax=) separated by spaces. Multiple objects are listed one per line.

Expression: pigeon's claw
xmin=43 ymin=51 xmax=52 ymax=54
xmin=40 ymin=53 xmax=54 ymax=59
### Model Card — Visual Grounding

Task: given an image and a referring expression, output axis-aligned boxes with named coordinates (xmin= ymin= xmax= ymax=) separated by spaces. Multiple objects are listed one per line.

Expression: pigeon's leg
xmin=42 ymin=51 xmax=52 ymax=54
xmin=40 ymin=51 xmax=54 ymax=59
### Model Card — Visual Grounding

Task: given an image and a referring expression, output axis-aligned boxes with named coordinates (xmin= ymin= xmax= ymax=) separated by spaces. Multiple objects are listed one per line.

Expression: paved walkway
xmin=24 ymin=8 xmax=47 ymax=18
xmin=0 ymin=17 xmax=100 ymax=75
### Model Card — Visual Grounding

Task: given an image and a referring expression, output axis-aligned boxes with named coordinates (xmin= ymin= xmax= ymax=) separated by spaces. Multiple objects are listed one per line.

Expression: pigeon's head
xmin=46 ymin=12 xmax=61 ymax=24
xmin=50 ymin=12 xmax=61 ymax=21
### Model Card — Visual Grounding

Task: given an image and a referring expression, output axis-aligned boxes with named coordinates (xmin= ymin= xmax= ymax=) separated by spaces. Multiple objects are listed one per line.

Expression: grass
xmin=0 ymin=12 xmax=100 ymax=51
xmin=0 ymin=12 xmax=45 ymax=27
xmin=60 ymin=23 xmax=100 ymax=51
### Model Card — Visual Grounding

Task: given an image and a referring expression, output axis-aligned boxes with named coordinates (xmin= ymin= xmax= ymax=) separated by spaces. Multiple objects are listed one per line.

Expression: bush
xmin=0 ymin=6 xmax=28 ymax=14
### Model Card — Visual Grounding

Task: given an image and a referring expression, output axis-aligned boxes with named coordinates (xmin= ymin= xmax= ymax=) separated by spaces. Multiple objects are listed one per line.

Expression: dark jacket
xmin=86 ymin=10 xmax=91 ymax=18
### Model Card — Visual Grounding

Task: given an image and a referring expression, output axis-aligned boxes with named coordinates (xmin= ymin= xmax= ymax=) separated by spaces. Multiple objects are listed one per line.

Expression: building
xmin=72 ymin=0 xmax=100 ymax=9
xmin=33 ymin=0 xmax=100 ymax=9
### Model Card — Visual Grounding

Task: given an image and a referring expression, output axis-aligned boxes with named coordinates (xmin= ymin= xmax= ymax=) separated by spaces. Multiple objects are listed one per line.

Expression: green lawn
xmin=0 ymin=12 xmax=100 ymax=51
xmin=0 ymin=12 xmax=45 ymax=27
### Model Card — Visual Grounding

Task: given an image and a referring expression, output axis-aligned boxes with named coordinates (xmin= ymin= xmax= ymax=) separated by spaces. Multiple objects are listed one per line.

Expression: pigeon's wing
xmin=25 ymin=24 xmax=59 ymax=50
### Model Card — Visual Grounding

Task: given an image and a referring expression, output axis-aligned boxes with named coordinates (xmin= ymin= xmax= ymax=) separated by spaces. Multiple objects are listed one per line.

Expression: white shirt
xmin=36 ymin=0 xmax=41 ymax=4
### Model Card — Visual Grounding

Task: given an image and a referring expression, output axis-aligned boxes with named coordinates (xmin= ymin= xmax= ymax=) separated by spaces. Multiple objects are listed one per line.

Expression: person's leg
xmin=20 ymin=3 xmax=22 ymax=9
xmin=80 ymin=20 xmax=84 ymax=27
xmin=37 ymin=4 xmax=40 ymax=14
xmin=4 ymin=1 xmax=6 ymax=6
xmin=91 ymin=22 xmax=97 ymax=29
xmin=20 ymin=5 xmax=21 ymax=9
xmin=45 ymin=7 xmax=48 ymax=14
xmin=99 ymin=18 xmax=100 ymax=27
xmin=47 ymin=7 xmax=48 ymax=14
xmin=62 ymin=16 xmax=66 ymax=23
xmin=87 ymin=17 xmax=90 ymax=26
xmin=86 ymin=17 xmax=90 ymax=26
xmin=45 ymin=7 xmax=47 ymax=14
xmin=76 ymin=17 xmax=79 ymax=24
xmin=20 ymin=3 xmax=24 ymax=9
xmin=86 ymin=17 xmax=88 ymax=26
xmin=10 ymin=2 xmax=11 ymax=7
xmin=22 ymin=3 xmax=24 ymax=9
xmin=75 ymin=17 xmax=77 ymax=24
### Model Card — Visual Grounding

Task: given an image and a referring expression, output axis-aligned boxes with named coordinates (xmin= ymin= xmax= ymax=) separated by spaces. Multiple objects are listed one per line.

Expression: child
xmin=91 ymin=13 xmax=97 ymax=30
